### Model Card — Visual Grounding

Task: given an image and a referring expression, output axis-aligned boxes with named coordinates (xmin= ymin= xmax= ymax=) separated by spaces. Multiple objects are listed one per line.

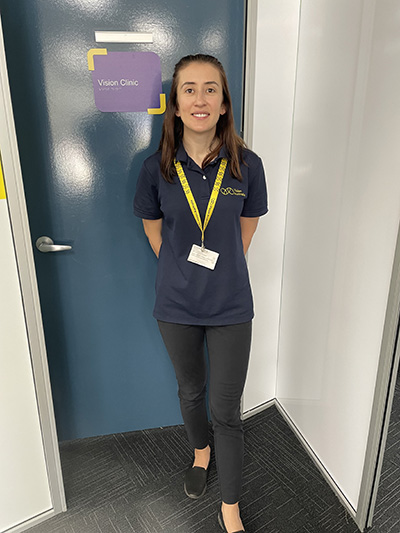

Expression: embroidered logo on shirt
xmin=220 ymin=187 xmax=245 ymax=197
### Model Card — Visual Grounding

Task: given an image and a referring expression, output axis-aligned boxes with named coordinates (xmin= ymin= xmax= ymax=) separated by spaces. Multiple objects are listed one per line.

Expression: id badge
xmin=187 ymin=244 xmax=219 ymax=270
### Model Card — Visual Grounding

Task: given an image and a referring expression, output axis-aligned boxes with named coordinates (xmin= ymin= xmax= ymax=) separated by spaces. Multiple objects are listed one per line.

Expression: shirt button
xmin=203 ymin=175 xmax=207 ymax=180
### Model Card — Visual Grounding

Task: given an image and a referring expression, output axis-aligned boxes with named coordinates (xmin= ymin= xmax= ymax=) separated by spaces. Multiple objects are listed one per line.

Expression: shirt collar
xmin=176 ymin=142 xmax=189 ymax=164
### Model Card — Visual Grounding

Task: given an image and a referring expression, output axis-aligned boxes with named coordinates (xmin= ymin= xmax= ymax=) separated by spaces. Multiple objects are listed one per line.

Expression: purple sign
xmin=90 ymin=51 xmax=163 ymax=113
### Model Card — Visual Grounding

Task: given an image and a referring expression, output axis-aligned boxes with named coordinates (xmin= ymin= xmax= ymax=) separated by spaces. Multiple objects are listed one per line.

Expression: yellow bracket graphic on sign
xmin=148 ymin=93 xmax=166 ymax=115
xmin=87 ymin=48 xmax=108 ymax=71
xmin=0 ymin=156 xmax=6 ymax=200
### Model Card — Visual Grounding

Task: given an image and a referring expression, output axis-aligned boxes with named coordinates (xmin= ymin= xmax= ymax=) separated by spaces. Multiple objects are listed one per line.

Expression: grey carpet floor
xmin=27 ymin=375 xmax=400 ymax=533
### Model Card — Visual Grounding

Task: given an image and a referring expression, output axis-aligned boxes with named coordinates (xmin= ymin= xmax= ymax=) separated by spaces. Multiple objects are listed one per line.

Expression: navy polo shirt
xmin=134 ymin=145 xmax=268 ymax=326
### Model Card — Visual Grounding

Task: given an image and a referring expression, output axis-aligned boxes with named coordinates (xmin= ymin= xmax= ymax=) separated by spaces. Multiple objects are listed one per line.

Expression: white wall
xmin=246 ymin=0 xmax=400 ymax=512
xmin=244 ymin=0 xmax=300 ymax=412
xmin=257 ymin=0 xmax=400 ymax=511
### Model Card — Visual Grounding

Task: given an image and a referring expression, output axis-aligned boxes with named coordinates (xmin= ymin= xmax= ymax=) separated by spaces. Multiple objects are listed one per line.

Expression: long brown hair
xmin=159 ymin=54 xmax=246 ymax=183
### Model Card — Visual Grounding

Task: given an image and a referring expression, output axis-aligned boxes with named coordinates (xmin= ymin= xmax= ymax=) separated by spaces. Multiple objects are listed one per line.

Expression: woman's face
xmin=175 ymin=62 xmax=226 ymax=138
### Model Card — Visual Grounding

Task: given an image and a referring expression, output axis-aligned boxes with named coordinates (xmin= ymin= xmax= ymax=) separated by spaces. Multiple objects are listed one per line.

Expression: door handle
xmin=36 ymin=236 xmax=72 ymax=253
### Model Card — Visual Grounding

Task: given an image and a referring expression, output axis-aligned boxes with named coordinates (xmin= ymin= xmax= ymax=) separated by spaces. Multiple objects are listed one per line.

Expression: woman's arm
xmin=240 ymin=216 xmax=259 ymax=255
xmin=142 ymin=218 xmax=163 ymax=258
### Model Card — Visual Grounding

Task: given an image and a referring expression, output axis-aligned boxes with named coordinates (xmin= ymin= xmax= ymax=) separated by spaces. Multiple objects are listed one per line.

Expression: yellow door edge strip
xmin=87 ymin=48 xmax=108 ymax=71
xmin=0 ymin=157 xmax=6 ymax=200
xmin=148 ymin=93 xmax=166 ymax=115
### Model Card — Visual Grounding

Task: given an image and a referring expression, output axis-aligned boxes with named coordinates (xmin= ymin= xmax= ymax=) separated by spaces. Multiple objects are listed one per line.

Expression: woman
xmin=134 ymin=54 xmax=268 ymax=533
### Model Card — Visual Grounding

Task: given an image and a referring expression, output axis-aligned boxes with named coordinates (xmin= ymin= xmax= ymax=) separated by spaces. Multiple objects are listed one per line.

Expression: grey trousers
xmin=157 ymin=320 xmax=252 ymax=504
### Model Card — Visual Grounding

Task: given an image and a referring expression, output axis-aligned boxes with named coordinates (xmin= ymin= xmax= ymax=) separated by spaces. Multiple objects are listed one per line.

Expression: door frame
xmin=0 ymin=16 xmax=66 ymax=532
xmin=357 ymin=220 xmax=400 ymax=530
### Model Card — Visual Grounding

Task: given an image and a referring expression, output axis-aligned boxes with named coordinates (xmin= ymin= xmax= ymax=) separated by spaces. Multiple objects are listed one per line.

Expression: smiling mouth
xmin=192 ymin=113 xmax=209 ymax=118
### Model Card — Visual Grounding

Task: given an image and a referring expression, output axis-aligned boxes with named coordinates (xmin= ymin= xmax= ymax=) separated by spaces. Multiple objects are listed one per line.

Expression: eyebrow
xmin=180 ymin=81 xmax=220 ymax=88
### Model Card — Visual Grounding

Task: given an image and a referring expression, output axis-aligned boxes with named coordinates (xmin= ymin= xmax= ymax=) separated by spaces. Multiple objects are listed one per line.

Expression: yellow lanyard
xmin=174 ymin=158 xmax=228 ymax=248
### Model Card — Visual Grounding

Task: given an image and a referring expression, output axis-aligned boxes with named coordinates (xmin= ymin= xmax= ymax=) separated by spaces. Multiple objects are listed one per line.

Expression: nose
xmin=194 ymin=92 xmax=206 ymax=106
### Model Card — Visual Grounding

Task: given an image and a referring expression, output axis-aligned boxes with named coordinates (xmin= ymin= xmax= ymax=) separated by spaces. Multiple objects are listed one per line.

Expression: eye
xmin=207 ymin=87 xmax=216 ymax=93
xmin=185 ymin=88 xmax=194 ymax=94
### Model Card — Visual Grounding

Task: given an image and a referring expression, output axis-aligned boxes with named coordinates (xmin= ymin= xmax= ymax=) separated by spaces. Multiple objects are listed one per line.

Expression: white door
xmin=0 ymin=18 xmax=65 ymax=533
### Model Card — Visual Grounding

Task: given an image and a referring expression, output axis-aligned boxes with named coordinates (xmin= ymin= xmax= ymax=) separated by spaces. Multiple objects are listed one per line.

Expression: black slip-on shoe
xmin=184 ymin=466 xmax=208 ymax=499
xmin=217 ymin=510 xmax=245 ymax=533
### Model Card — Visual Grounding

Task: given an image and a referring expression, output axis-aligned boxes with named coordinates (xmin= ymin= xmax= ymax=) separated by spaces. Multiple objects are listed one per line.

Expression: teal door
xmin=0 ymin=0 xmax=245 ymax=440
